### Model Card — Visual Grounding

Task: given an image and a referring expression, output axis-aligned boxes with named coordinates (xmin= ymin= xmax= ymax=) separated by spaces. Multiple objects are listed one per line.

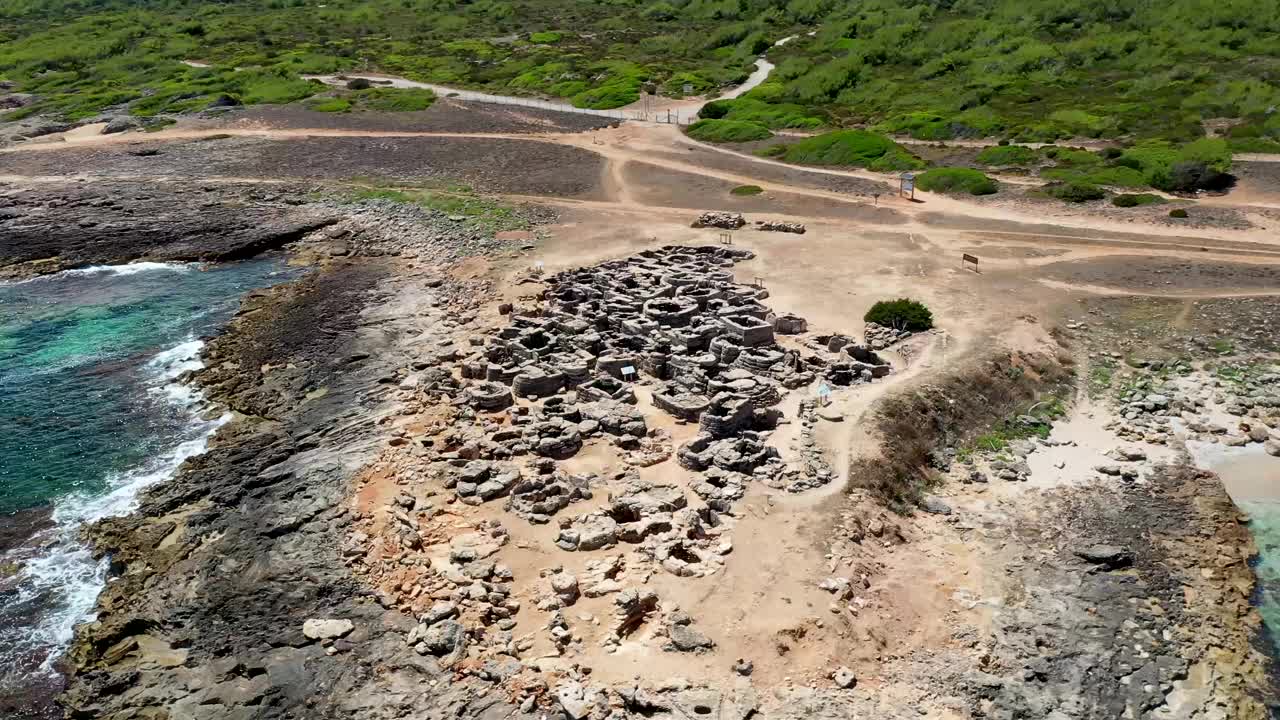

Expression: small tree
xmin=865 ymin=298 xmax=934 ymax=332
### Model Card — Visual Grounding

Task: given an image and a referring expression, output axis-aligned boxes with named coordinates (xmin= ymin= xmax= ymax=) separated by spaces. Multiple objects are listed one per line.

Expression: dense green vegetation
xmin=975 ymin=145 xmax=1039 ymax=167
xmin=0 ymin=0 xmax=769 ymax=120
xmin=914 ymin=167 xmax=997 ymax=195
xmin=1035 ymin=138 xmax=1234 ymax=192
xmin=782 ymin=130 xmax=923 ymax=171
xmin=731 ymin=184 xmax=764 ymax=195
xmin=865 ymin=298 xmax=934 ymax=332
xmin=346 ymin=185 xmax=529 ymax=232
xmin=1 ymin=0 xmax=1275 ymax=146
xmin=685 ymin=118 xmax=773 ymax=143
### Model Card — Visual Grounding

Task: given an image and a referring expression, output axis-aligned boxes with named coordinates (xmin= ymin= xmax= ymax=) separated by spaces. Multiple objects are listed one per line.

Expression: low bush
xmin=914 ymin=167 xmax=997 ymax=196
xmin=864 ymin=298 xmax=934 ymax=332
xmin=755 ymin=144 xmax=788 ymax=157
xmin=697 ymin=97 xmax=822 ymax=129
xmin=1169 ymin=208 xmax=1189 ymax=218
xmin=346 ymin=78 xmax=372 ymax=91
xmin=975 ymin=145 xmax=1037 ymax=166
xmin=529 ymin=31 xmax=562 ymax=44
xmin=685 ymin=119 xmax=773 ymax=143
xmin=782 ymin=130 xmax=923 ymax=171
xmin=1111 ymin=193 xmax=1164 ymax=207
xmin=730 ymin=184 xmax=763 ymax=195
xmin=1043 ymin=182 xmax=1105 ymax=203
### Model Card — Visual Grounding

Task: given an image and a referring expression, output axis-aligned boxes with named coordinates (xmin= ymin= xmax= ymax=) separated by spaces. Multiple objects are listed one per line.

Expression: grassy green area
xmin=975 ymin=144 xmax=1038 ymax=167
xmin=959 ymin=396 xmax=1067 ymax=458
xmin=914 ymin=167 xmax=997 ymax=195
xmin=347 ymin=185 xmax=529 ymax=232
xmin=731 ymin=184 xmax=764 ymax=195
xmin=306 ymin=87 xmax=435 ymax=113
xmin=2 ymin=0 xmax=1276 ymax=146
xmin=686 ymin=118 xmax=773 ymax=143
xmin=307 ymin=97 xmax=352 ymax=113
xmin=782 ymin=130 xmax=923 ymax=171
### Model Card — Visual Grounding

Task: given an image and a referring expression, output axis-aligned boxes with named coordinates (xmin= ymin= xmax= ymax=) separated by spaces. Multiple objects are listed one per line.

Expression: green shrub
xmin=975 ymin=145 xmax=1037 ymax=167
xmin=1169 ymin=208 xmax=1189 ymax=218
xmin=914 ymin=167 xmax=998 ymax=195
xmin=1111 ymin=193 xmax=1164 ymax=207
xmin=755 ymin=144 xmax=788 ymax=157
xmin=699 ymin=100 xmax=732 ymax=119
xmin=698 ymin=97 xmax=822 ymax=129
xmin=731 ymin=184 xmax=763 ymax=195
xmin=864 ymin=298 xmax=934 ymax=332
xmin=1043 ymin=182 xmax=1105 ymax=203
xmin=782 ymin=130 xmax=923 ymax=171
xmin=346 ymin=78 xmax=372 ymax=91
xmin=686 ymin=119 xmax=773 ymax=143
xmin=529 ymin=31 xmax=562 ymax=44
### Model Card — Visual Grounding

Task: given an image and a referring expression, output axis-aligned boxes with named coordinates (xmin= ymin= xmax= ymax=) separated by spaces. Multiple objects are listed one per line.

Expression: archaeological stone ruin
xmin=359 ymin=245 xmax=911 ymax=712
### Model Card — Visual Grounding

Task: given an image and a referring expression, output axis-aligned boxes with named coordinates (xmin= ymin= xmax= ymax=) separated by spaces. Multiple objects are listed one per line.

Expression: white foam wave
xmin=1 ymin=338 xmax=227 ymax=676
xmin=147 ymin=339 xmax=205 ymax=381
xmin=0 ymin=261 xmax=194 ymax=287
xmin=64 ymin=262 xmax=194 ymax=278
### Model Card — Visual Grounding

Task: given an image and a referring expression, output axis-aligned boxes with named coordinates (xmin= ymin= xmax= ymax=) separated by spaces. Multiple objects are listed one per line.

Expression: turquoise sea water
xmin=0 ymin=259 xmax=298 ymax=707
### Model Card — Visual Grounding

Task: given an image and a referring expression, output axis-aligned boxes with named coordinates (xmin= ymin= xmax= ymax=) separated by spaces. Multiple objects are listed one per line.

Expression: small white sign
xmin=817 ymin=383 xmax=831 ymax=398
xmin=621 ymin=365 xmax=636 ymax=376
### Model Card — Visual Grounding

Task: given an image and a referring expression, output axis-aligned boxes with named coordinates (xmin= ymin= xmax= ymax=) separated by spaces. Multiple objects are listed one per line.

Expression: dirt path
xmin=1037 ymin=278 xmax=1280 ymax=298
xmin=11 ymin=121 xmax=1280 ymax=249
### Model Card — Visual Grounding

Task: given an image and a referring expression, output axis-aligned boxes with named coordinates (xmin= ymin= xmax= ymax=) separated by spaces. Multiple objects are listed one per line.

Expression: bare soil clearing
xmin=1041 ymin=255 xmax=1280 ymax=292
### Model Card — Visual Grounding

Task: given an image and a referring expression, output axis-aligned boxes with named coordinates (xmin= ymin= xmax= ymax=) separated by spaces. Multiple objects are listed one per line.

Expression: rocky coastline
xmin=0 ymin=181 xmax=1273 ymax=720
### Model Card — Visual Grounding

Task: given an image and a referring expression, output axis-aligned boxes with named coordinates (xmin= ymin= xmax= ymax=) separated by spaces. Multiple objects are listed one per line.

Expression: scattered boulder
xmin=1074 ymin=544 xmax=1134 ymax=569
xmin=302 ymin=618 xmax=354 ymax=641
xmin=833 ymin=666 xmax=857 ymax=689
xmin=692 ymin=211 xmax=746 ymax=229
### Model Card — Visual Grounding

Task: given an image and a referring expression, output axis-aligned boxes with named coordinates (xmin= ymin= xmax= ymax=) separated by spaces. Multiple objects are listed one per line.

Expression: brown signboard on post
xmin=962 ymin=253 xmax=979 ymax=272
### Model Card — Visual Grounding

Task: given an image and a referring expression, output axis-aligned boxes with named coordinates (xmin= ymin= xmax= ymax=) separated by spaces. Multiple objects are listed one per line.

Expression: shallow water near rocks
xmin=0 ymin=258 xmax=299 ymax=712
xmin=1195 ymin=444 xmax=1280 ymax=651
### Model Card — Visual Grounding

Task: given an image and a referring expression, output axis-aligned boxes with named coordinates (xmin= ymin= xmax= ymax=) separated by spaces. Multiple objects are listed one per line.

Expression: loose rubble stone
xmin=833 ymin=666 xmax=857 ymax=689
xmin=691 ymin=211 xmax=746 ymax=229
xmin=753 ymin=220 xmax=806 ymax=234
